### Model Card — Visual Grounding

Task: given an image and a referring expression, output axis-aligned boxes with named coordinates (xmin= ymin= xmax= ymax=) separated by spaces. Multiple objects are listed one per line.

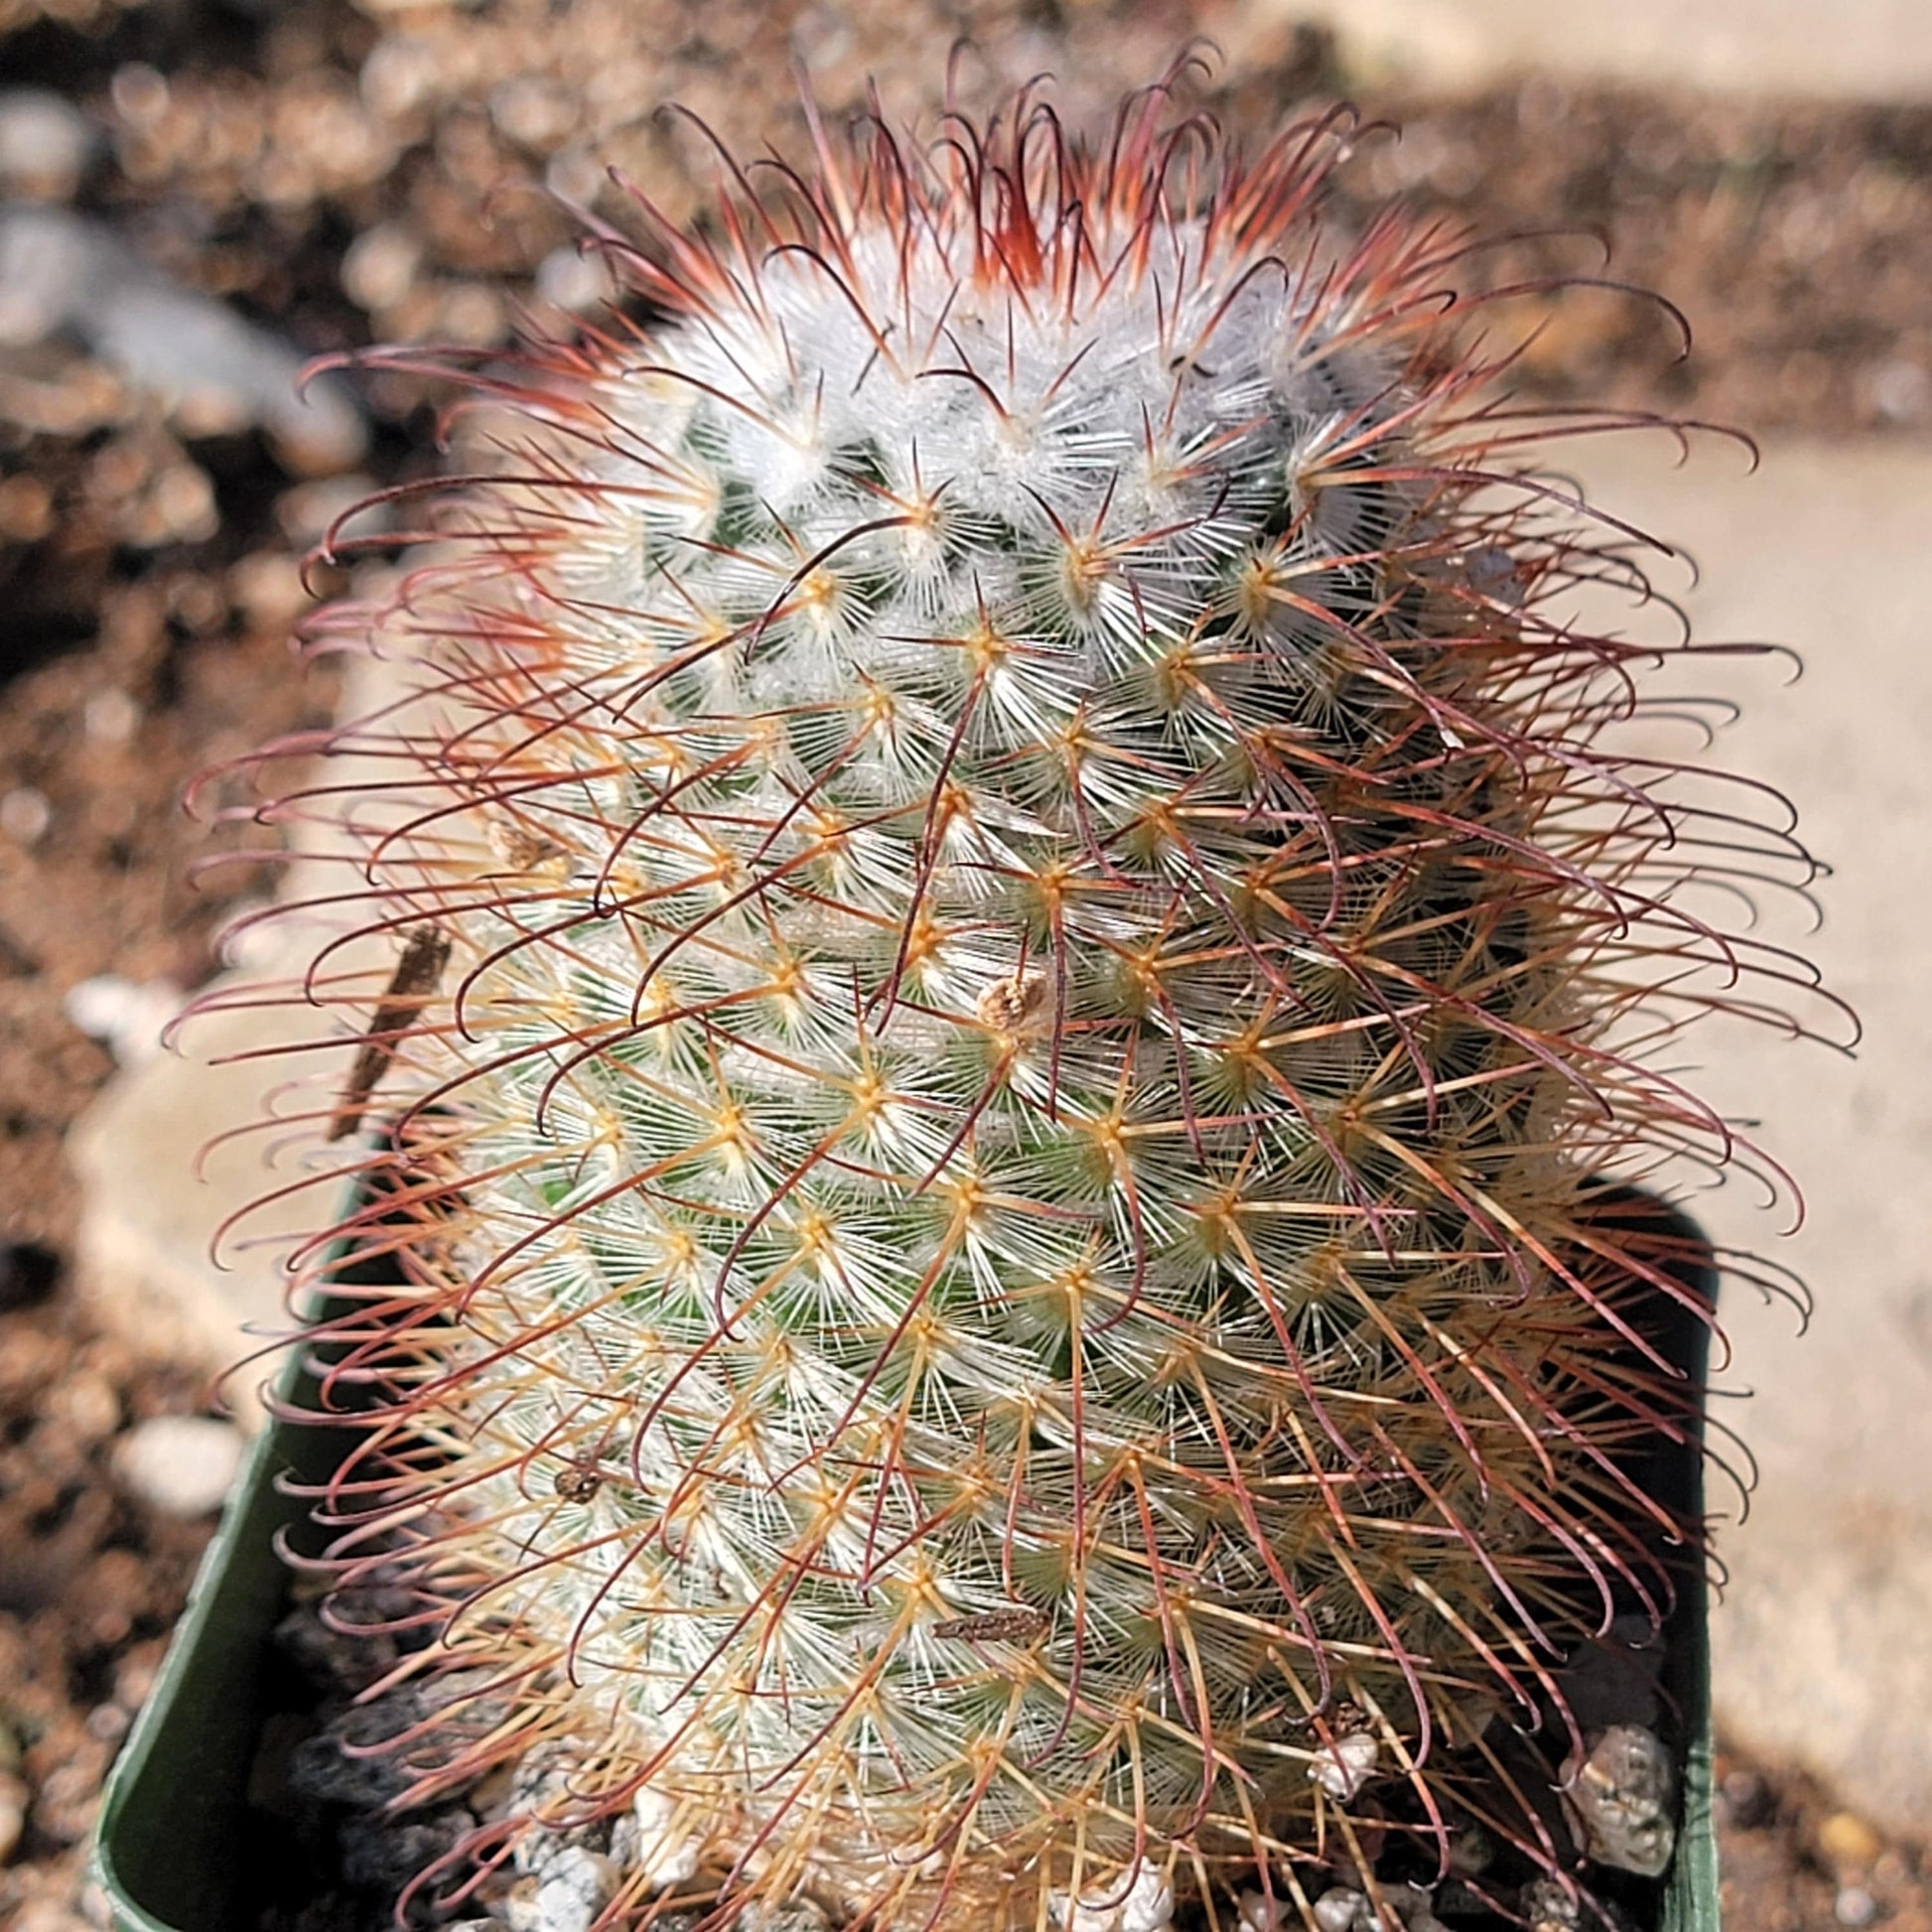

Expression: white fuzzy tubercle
xmin=273 ymin=78 xmax=1803 ymax=1932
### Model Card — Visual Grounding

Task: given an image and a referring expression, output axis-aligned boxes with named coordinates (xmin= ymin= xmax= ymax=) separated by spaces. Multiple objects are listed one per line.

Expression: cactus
xmin=223 ymin=76 xmax=1814 ymax=1932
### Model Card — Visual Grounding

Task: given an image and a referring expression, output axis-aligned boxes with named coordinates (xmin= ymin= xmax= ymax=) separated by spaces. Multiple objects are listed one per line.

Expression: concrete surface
xmin=1565 ymin=434 xmax=1932 ymax=1843
xmin=69 ymin=651 xmax=403 ymax=1416
xmin=1267 ymin=0 xmax=1932 ymax=102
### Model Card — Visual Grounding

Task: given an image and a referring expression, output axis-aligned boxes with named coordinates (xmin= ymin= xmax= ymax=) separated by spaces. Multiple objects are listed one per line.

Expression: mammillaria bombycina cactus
xmin=210 ymin=70 xmax=1820 ymax=1932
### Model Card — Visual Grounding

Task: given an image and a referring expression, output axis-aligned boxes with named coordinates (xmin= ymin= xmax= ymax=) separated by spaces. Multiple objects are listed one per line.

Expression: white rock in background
xmin=1307 ymin=1730 xmax=1380 ymax=1802
xmin=1311 ymin=1890 xmax=1364 ymax=1932
xmin=0 ymin=1769 xmax=26 ymax=1863
xmin=628 ymin=1783 xmax=701 ymax=1890
xmin=1237 ymin=1892 xmax=1288 ymax=1932
xmin=1562 ymin=1725 xmax=1676 ymax=1878
xmin=1519 ymin=1879 xmax=1582 ymax=1932
xmin=1563 ymin=438 xmax=1932 ymax=1841
xmin=69 ymin=649 xmax=415 ymax=1407
xmin=0 ymin=785 xmax=51 ymax=848
xmin=534 ymin=243 xmax=615 ymax=316
xmin=113 ymin=1415 xmax=246 ymax=1518
xmin=531 ymin=1850 xmax=616 ymax=1932
xmin=0 ymin=206 xmax=367 ymax=474
xmin=1048 ymin=1862 xmax=1173 ymax=1932
xmin=65 ymin=974 xmax=186 ymax=1068
xmin=0 ymin=87 xmax=96 ymax=201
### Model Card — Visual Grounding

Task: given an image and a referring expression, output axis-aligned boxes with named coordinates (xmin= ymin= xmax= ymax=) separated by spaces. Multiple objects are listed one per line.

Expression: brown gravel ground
xmin=2 ymin=0 xmax=1929 ymax=1925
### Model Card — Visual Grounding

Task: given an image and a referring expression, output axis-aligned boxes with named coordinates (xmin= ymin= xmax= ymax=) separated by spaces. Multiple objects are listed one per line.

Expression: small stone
xmin=146 ymin=461 xmax=219 ymax=544
xmin=0 ymin=786 xmax=51 ymax=847
xmin=0 ymin=207 xmax=366 ymax=474
xmin=1718 ymin=1765 xmax=1771 ymax=1829
xmin=501 ymin=1875 xmax=544 ymax=1932
xmin=1309 ymin=1729 xmax=1381 ymax=1802
xmin=13 ymin=1906 xmax=90 ymax=1932
xmin=342 ymin=221 xmax=422 ymax=313
xmin=545 ymin=145 xmax=607 ymax=209
xmin=276 ymin=474 xmax=383 ymax=547
xmin=65 ymin=975 xmax=184 ymax=1067
xmin=1388 ymin=1885 xmax=1447 ymax=1929
xmin=0 ymin=474 xmax=54 ymax=542
xmin=1817 ymin=1809 xmax=1883 ymax=1870
xmin=358 ymin=37 xmax=443 ymax=121
xmin=436 ymin=281 xmax=508 ymax=348
xmin=112 ymin=1644 xmax=163 ymax=1714
xmin=341 ymin=1807 xmax=478 ymax=1891
xmin=1521 ymin=1879 xmax=1581 ymax=1932
xmin=535 ymin=245 xmax=615 ymax=316
xmin=532 ymin=1847 xmax=616 ymax=1932
xmin=0 ymin=88 xmax=96 ymax=201
xmin=629 ymin=1782 xmax=700 ymax=1889
xmin=1834 ymin=1887 xmax=1878 ymax=1928
xmin=113 ymin=1415 xmax=246 ymax=1517
xmin=108 ymin=64 xmax=169 ymax=129
xmin=83 ymin=1703 xmax=130 ymax=1745
xmin=227 ymin=552 xmax=311 ymax=629
xmin=82 ymin=688 xmax=141 ymax=746
xmin=0 ymin=206 xmax=93 ymax=346
xmin=34 ymin=1744 xmax=109 ymax=1843
xmin=1048 ymin=1862 xmax=1173 ymax=1932
xmin=1319 ymin=1884 xmax=1444 ymax=1931
xmin=1446 ymin=1819 xmax=1494 ymax=1876
xmin=0 ymin=1768 xmax=28 ymax=1863
xmin=1563 ymin=1725 xmax=1676 ymax=1877
xmin=1237 ymin=1892 xmax=1287 ymax=1932
xmin=736 ymin=1907 xmax=828 ymax=1932
xmin=52 ymin=1370 xmax=120 ymax=1443
xmin=1312 ymin=1890 xmax=1363 ymax=1932
xmin=489 ymin=76 xmax=580 ymax=153
xmin=1868 ymin=358 xmax=1931 ymax=427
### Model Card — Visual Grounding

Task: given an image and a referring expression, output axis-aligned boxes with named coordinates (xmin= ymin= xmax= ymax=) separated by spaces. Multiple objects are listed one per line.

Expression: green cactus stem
xmin=210 ymin=73 xmax=1824 ymax=1932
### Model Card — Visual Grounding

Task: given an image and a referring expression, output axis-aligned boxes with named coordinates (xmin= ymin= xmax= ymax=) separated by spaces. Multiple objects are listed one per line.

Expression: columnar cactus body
xmin=244 ymin=84 xmax=1795 ymax=1932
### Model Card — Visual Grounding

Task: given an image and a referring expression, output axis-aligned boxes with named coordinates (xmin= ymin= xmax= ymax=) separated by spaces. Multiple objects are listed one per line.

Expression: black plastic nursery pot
xmin=91 ymin=1195 xmax=1724 ymax=1932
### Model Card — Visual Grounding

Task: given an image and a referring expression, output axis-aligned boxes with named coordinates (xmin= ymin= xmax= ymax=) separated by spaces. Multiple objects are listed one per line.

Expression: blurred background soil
xmin=1 ymin=0 xmax=1928 ymax=1927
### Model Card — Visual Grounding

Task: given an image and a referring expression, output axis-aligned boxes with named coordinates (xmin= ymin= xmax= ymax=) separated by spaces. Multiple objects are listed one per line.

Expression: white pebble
xmin=0 ymin=88 xmax=94 ymax=201
xmin=114 ymin=1415 xmax=245 ymax=1517
xmin=1312 ymin=1889 xmax=1363 ymax=1932
xmin=0 ymin=205 xmax=93 ymax=345
xmin=1522 ymin=1879 xmax=1582 ymax=1932
xmin=1048 ymin=1861 xmax=1173 ymax=1932
xmin=359 ymin=37 xmax=442 ymax=120
xmin=1237 ymin=1890 xmax=1288 ymax=1931
xmin=52 ymin=1370 xmax=120 ymax=1443
xmin=533 ymin=1848 xmax=616 ymax=1932
xmin=1835 ymin=1886 xmax=1878 ymax=1928
xmin=536 ymin=245 xmax=615 ymax=316
xmin=82 ymin=687 xmax=140 ymax=745
xmin=629 ymin=1783 xmax=701 ymax=1889
xmin=1564 ymin=1725 xmax=1676 ymax=1877
xmin=1309 ymin=1729 xmax=1381 ymax=1801
xmin=0 ymin=1769 xmax=27 ymax=1863
xmin=1869 ymin=357 xmax=1931 ymax=427
xmin=0 ymin=786 xmax=50 ymax=846
xmin=64 ymin=974 xmax=184 ymax=1066
xmin=341 ymin=221 xmax=421 ymax=314
xmin=276 ymin=473 xmax=383 ymax=547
